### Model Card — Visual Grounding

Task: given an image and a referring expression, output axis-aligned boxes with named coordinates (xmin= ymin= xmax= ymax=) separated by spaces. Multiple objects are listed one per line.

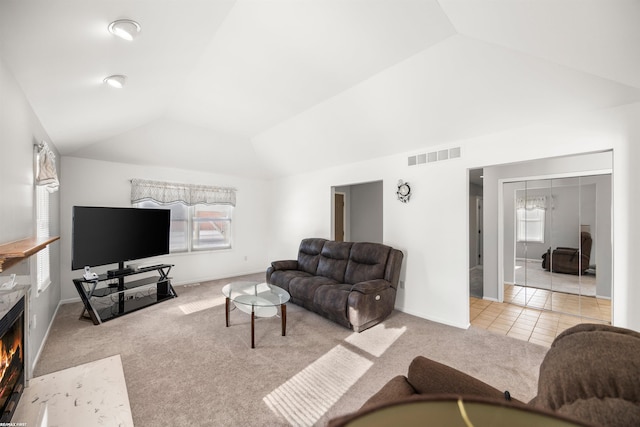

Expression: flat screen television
xmin=72 ymin=206 xmax=170 ymax=272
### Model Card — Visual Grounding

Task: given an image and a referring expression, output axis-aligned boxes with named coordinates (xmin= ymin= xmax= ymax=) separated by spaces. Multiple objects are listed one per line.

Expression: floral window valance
xmin=35 ymin=141 xmax=59 ymax=193
xmin=516 ymin=196 xmax=548 ymax=210
xmin=131 ymin=179 xmax=236 ymax=207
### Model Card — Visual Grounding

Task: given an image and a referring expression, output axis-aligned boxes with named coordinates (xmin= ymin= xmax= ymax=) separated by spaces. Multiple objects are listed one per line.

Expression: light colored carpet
xmin=33 ymin=273 xmax=548 ymax=426
xmin=515 ymin=259 xmax=596 ymax=296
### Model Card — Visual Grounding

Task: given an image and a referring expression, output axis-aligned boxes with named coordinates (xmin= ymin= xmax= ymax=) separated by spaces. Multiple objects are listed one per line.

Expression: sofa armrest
xmin=360 ymin=375 xmax=417 ymax=411
xmin=350 ymin=279 xmax=392 ymax=294
xmin=408 ymin=356 xmax=513 ymax=402
xmin=271 ymin=260 xmax=298 ymax=271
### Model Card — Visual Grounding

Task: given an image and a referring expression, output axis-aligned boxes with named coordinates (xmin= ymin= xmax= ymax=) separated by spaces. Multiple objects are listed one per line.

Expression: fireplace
xmin=0 ymin=296 xmax=24 ymax=422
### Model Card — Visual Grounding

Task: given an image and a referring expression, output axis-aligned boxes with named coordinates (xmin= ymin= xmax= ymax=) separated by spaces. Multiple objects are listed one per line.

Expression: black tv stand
xmin=73 ymin=264 xmax=177 ymax=324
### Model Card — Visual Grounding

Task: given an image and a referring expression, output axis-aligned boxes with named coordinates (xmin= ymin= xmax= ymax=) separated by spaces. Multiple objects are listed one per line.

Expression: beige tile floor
xmin=470 ymin=284 xmax=611 ymax=347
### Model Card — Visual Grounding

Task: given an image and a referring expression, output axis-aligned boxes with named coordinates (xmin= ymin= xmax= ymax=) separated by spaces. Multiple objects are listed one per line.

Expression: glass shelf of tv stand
xmin=73 ymin=264 xmax=176 ymax=324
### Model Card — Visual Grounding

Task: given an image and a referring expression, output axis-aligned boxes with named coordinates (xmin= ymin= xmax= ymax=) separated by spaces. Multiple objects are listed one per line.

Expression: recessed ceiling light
xmin=103 ymin=75 xmax=127 ymax=88
xmin=108 ymin=19 xmax=141 ymax=41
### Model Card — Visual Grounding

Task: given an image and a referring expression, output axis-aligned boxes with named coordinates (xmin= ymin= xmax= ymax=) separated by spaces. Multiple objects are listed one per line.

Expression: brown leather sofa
xmin=542 ymin=231 xmax=592 ymax=275
xmin=266 ymin=238 xmax=403 ymax=332
xmin=330 ymin=323 xmax=640 ymax=427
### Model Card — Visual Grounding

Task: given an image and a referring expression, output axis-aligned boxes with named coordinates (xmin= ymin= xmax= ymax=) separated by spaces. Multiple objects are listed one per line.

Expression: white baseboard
xmin=394 ymin=306 xmax=469 ymax=330
xmin=170 ymin=270 xmax=265 ymax=287
xmin=60 ymin=296 xmax=81 ymax=305
xmin=31 ymin=299 xmax=63 ymax=377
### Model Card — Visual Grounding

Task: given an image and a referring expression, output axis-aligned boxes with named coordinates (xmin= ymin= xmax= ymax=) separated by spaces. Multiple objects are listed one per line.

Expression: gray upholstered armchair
xmin=330 ymin=323 xmax=640 ymax=427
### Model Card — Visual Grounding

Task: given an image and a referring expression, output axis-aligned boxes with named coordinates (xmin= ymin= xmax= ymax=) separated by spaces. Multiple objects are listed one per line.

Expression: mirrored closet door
xmin=504 ymin=174 xmax=611 ymax=322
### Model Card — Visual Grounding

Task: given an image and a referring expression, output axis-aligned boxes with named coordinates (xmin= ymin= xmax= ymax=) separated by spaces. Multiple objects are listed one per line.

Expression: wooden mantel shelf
xmin=0 ymin=236 xmax=60 ymax=272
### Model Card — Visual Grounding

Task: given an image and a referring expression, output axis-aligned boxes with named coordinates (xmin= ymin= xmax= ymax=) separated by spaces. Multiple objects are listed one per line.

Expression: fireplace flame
xmin=0 ymin=322 xmax=22 ymax=388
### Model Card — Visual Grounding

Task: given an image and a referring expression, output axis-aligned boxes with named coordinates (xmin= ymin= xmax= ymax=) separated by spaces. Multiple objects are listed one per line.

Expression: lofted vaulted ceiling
xmin=1 ymin=0 xmax=639 ymax=179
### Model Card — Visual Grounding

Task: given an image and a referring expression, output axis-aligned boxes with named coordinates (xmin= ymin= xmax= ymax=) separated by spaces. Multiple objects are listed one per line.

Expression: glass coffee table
xmin=222 ymin=281 xmax=290 ymax=348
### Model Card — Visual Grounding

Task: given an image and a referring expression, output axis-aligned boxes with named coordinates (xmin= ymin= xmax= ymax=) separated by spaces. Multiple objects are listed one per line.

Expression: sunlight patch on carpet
xmin=263 ymin=344 xmax=373 ymax=427
xmin=344 ymin=324 xmax=407 ymax=357
xmin=179 ymin=296 xmax=225 ymax=314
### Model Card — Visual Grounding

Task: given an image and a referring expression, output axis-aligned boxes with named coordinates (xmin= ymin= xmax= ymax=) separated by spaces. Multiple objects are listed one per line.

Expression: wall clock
xmin=397 ymin=180 xmax=411 ymax=203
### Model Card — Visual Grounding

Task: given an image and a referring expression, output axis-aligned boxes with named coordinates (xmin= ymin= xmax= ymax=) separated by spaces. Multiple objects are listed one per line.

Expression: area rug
xmin=13 ymin=355 xmax=133 ymax=427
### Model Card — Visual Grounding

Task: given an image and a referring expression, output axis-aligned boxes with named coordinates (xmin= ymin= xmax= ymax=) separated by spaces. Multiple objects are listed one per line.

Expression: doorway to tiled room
xmin=468 ymin=153 xmax=613 ymax=347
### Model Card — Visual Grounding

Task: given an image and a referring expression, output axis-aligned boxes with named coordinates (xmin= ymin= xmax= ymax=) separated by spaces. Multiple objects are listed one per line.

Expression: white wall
xmin=267 ymin=102 xmax=640 ymax=331
xmin=60 ymin=157 xmax=270 ymax=301
xmin=0 ymin=56 xmax=61 ymax=374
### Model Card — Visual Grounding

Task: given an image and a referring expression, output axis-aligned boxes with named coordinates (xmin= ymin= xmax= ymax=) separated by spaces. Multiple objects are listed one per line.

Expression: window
xmin=33 ymin=141 xmax=58 ymax=294
xmin=192 ymin=204 xmax=232 ymax=250
xmin=516 ymin=208 xmax=545 ymax=243
xmin=130 ymin=179 xmax=236 ymax=253
xmin=35 ymin=185 xmax=51 ymax=292
xmin=134 ymin=201 xmax=233 ymax=252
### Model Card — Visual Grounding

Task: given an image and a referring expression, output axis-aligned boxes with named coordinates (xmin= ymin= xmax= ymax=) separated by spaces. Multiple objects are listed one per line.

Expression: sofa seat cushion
xmin=344 ymin=242 xmax=391 ymax=284
xmin=313 ymin=283 xmax=353 ymax=327
xmin=269 ymin=269 xmax=312 ymax=293
xmin=289 ymin=275 xmax=337 ymax=309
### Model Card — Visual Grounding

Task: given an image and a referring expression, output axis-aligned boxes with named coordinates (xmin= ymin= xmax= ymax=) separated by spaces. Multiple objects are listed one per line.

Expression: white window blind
xmin=131 ymin=179 xmax=236 ymax=206
xmin=36 ymin=185 xmax=51 ymax=292
xmin=35 ymin=141 xmax=59 ymax=193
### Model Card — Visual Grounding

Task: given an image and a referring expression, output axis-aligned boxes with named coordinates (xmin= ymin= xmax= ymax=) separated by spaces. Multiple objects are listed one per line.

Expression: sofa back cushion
xmin=344 ymin=242 xmax=391 ymax=284
xmin=297 ymin=238 xmax=327 ymax=275
xmin=533 ymin=323 xmax=640 ymax=424
xmin=317 ymin=241 xmax=353 ymax=282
